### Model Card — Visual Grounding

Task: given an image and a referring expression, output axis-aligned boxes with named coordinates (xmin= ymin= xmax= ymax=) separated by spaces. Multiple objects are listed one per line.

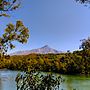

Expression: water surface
xmin=0 ymin=70 xmax=19 ymax=90
xmin=0 ymin=70 xmax=90 ymax=90
xmin=60 ymin=74 xmax=90 ymax=90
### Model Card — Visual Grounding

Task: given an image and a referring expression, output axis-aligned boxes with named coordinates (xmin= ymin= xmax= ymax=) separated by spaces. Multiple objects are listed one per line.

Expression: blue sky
xmin=1 ymin=0 xmax=90 ymax=53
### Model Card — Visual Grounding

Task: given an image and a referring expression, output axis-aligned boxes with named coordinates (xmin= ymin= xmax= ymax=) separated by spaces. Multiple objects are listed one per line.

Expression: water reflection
xmin=0 ymin=70 xmax=19 ymax=90
xmin=0 ymin=70 xmax=90 ymax=90
xmin=62 ymin=75 xmax=90 ymax=90
xmin=0 ymin=78 xmax=3 ymax=90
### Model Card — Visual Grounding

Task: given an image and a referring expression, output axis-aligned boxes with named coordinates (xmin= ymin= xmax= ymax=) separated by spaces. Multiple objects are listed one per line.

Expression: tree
xmin=0 ymin=1 xmax=29 ymax=57
xmin=15 ymin=72 xmax=62 ymax=90
xmin=79 ymin=37 xmax=90 ymax=50
xmin=0 ymin=0 xmax=21 ymax=17
xmin=79 ymin=37 xmax=90 ymax=74
xmin=0 ymin=20 xmax=29 ymax=57
xmin=0 ymin=0 xmax=30 ymax=56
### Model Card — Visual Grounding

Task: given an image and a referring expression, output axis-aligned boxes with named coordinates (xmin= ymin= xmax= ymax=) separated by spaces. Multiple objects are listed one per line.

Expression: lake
xmin=0 ymin=70 xmax=90 ymax=90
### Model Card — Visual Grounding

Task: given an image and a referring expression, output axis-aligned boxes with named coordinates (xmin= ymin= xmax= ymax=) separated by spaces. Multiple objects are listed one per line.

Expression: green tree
xmin=0 ymin=0 xmax=29 ymax=58
xmin=15 ymin=72 xmax=62 ymax=90
xmin=80 ymin=37 xmax=90 ymax=50
xmin=0 ymin=20 xmax=29 ymax=58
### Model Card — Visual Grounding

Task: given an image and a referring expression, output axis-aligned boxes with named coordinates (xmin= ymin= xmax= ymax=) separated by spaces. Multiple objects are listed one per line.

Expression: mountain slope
xmin=11 ymin=45 xmax=61 ymax=55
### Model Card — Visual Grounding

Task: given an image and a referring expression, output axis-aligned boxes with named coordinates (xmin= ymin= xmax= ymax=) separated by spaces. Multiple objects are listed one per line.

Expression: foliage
xmin=0 ymin=0 xmax=21 ymax=17
xmin=15 ymin=71 xmax=62 ymax=90
xmin=76 ymin=0 xmax=90 ymax=4
xmin=79 ymin=37 xmax=90 ymax=50
xmin=0 ymin=50 xmax=90 ymax=75
xmin=0 ymin=20 xmax=29 ymax=57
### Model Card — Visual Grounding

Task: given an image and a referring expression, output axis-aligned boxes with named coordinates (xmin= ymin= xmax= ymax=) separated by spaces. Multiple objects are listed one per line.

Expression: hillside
xmin=11 ymin=45 xmax=61 ymax=55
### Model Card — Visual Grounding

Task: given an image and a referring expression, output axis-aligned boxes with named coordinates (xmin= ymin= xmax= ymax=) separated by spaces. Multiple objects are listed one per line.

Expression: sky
xmin=0 ymin=0 xmax=90 ymax=53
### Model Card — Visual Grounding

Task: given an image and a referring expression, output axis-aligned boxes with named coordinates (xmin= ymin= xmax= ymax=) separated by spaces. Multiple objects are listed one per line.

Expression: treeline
xmin=0 ymin=50 xmax=90 ymax=75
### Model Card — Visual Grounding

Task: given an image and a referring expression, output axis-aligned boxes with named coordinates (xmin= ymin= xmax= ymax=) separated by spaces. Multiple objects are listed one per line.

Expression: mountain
xmin=11 ymin=45 xmax=61 ymax=55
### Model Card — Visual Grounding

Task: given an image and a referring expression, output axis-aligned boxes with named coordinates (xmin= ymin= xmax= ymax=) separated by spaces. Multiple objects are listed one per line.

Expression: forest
xmin=0 ymin=48 xmax=90 ymax=75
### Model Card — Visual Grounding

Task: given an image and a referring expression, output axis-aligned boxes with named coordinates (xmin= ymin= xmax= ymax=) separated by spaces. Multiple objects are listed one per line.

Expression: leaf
xmin=11 ymin=4 xmax=20 ymax=10
xmin=3 ymin=33 xmax=7 ymax=38
xmin=16 ymin=20 xmax=23 ymax=29
xmin=0 ymin=0 xmax=3 ymax=4
xmin=13 ymin=0 xmax=17 ymax=3
xmin=1 ymin=13 xmax=10 ymax=17
xmin=10 ymin=43 xmax=15 ymax=49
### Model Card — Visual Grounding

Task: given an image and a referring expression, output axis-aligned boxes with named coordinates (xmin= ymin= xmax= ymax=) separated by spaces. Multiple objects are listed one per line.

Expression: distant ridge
xmin=11 ymin=45 xmax=62 ymax=55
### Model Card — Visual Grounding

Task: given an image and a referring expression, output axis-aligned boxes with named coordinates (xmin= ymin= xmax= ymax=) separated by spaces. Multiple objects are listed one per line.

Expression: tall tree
xmin=0 ymin=0 xmax=30 ymax=57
